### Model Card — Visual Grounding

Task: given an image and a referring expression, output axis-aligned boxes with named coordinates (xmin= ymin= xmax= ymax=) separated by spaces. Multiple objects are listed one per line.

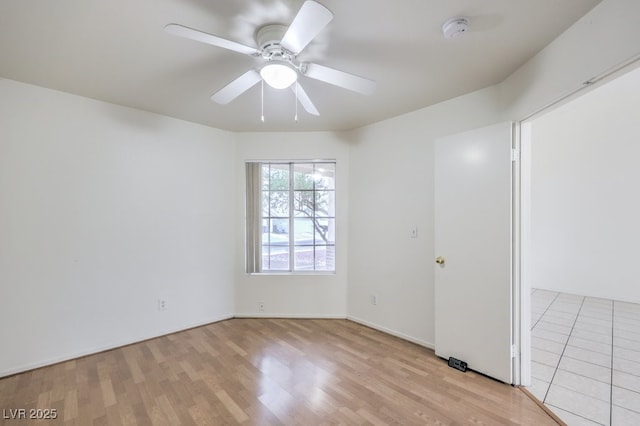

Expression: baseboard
xmin=1 ymin=314 xmax=433 ymax=378
xmin=347 ymin=315 xmax=435 ymax=350
xmin=236 ymin=314 xmax=435 ymax=350
xmin=0 ymin=314 xmax=234 ymax=378
xmin=519 ymin=386 xmax=567 ymax=425
xmin=234 ymin=313 xmax=347 ymax=319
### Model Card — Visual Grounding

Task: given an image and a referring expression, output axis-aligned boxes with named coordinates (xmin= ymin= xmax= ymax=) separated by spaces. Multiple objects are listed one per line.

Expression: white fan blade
xmin=291 ymin=82 xmax=319 ymax=116
xmin=304 ymin=63 xmax=376 ymax=95
xmin=211 ymin=70 xmax=261 ymax=104
xmin=280 ymin=1 xmax=333 ymax=54
xmin=164 ymin=23 xmax=260 ymax=56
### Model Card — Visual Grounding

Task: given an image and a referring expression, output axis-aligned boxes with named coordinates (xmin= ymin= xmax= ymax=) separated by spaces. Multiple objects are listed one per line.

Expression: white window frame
xmin=246 ymin=160 xmax=336 ymax=274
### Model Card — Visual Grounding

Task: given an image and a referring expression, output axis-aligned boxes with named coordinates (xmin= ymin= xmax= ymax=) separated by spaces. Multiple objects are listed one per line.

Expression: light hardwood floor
xmin=0 ymin=319 xmax=558 ymax=425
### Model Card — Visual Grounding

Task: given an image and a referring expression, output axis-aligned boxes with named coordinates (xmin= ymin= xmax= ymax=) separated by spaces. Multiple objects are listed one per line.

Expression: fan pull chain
xmin=294 ymin=83 xmax=298 ymax=122
xmin=261 ymin=79 xmax=265 ymax=122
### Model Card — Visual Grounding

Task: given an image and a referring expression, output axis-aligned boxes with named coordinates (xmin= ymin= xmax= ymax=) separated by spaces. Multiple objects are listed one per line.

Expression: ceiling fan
xmin=164 ymin=0 xmax=375 ymax=117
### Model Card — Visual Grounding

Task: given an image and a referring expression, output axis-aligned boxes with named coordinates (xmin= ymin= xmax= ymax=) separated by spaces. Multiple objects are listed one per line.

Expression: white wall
xmin=529 ymin=66 xmax=640 ymax=303
xmin=0 ymin=79 xmax=236 ymax=376
xmin=346 ymin=87 xmax=504 ymax=347
xmin=234 ymin=131 xmax=350 ymax=317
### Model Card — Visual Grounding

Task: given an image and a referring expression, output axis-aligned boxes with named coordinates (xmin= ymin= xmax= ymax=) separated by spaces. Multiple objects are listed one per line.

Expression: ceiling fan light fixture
xmin=260 ymin=63 xmax=297 ymax=89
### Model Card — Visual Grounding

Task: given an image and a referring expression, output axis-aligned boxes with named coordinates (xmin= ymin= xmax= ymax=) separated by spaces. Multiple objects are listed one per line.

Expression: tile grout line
xmin=542 ymin=294 xmax=585 ymax=404
xmin=532 ymin=291 xmax=561 ymax=331
xmin=546 ymin=402 xmax=607 ymax=425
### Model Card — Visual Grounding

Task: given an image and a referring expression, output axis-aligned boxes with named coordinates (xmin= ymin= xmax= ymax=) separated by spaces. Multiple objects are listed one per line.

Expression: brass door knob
xmin=435 ymin=256 xmax=445 ymax=265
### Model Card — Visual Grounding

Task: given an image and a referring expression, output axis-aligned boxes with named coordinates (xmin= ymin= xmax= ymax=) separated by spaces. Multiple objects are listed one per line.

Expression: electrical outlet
xmin=410 ymin=225 xmax=418 ymax=238
xmin=259 ymin=301 xmax=265 ymax=312
xmin=371 ymin=295 xmax=377 ymax=306
xmin=157 ymin=299 xmax=167 ymax=311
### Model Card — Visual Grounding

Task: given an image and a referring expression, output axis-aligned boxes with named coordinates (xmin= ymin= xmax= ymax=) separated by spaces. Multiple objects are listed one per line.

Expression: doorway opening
xmin=518 ymin=58 xmax=640 ymax=424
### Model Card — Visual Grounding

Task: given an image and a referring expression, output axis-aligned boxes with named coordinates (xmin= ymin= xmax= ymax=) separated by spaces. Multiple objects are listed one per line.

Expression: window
xmin=246 ymin=161 xmax=336 ymax=273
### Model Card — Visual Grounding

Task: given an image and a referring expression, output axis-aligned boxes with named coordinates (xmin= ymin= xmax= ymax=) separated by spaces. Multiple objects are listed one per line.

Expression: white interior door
xmin=434 ymin=122 xmax=514 ymax=384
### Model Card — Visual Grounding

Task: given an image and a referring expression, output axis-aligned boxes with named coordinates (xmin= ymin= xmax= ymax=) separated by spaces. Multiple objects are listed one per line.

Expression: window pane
xmin=294 ymin=246 xmax=314 ymax=270
xmin=293 ymin=163 xmax=314 ymax=189
xmin=294 ymin=218 xmax=314 ymax=245
xmin=293 ymin=190 xmax=314 ymax=217
xmin=269 ymin=191 xmax=289 ymax=217
xmin=261 ymin=219 xmax=269 ymax=244
xmin=314 ymin=218 xmax=335 ymax=244
xmin=262 ymin=191 xmax=270 ymax=217
xmin=270 ymin=219 xmax=289 ymax=237
xmin=269 ymin=164 xmax=290 ymax=190
xmin=314 ymin=246 xmax=335 ymax=270
xmin=261 ymin=245 xmax=270 ymax=270
xmin=261 ymin=165 xmax=270 ymax=190
xmin=264 ymin=245 xmax=289 ymax=270
xmin=315 ymin=191 xmax=335 ymax=217
xmin=315 ymin=163 xmax=335 ymax=190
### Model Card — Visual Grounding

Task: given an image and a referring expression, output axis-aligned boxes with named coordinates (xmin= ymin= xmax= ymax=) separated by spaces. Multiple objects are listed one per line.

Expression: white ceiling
xmin=0 ymin=0 xmax=600 ymax=132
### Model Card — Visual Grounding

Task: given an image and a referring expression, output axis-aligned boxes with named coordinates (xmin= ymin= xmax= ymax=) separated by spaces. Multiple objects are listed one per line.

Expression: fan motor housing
xmin=256 ymin=24 xmax=298 ymax=67
xmin=256 ymin=24 xmax=288 ymax=50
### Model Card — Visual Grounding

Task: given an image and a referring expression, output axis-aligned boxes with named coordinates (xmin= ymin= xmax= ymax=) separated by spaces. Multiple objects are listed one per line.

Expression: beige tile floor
xmin=528 ymin=289 xmax=640 ymax=425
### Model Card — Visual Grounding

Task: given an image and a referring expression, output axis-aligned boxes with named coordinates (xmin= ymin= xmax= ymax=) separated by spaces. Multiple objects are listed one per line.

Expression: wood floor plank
xmin=0 ymin=319 xmax=559 ymax=425
xmin=63 ymin=389 xmax=78 ymax=421
xmin=214 ymin=390 xmax=249 ymax=423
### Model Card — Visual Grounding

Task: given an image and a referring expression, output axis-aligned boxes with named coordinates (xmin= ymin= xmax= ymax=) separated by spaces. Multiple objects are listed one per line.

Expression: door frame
xmin=511 ymin=122 xmax=523 ymax=386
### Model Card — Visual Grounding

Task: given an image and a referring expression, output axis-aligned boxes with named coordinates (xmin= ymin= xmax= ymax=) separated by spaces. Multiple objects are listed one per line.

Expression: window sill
xmin=248 ymin=272 xmax=336 ymax=276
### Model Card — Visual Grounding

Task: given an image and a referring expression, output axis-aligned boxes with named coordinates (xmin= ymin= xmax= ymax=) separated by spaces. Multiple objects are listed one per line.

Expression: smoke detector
xmin=442 ymin=17 xmax=469 ymax=39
